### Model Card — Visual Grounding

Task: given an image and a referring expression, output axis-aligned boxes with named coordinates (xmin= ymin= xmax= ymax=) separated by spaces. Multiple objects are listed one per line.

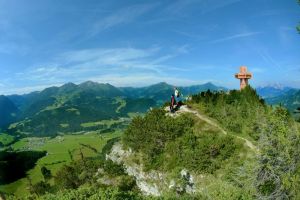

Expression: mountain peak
xmin=202 ymin=82 xmax=215 ymax=87
xmin=153 ymin=82 xmax=171 ymax=86
xmin=79 ymin=81 xmax=99 ymax=87
xmin=62 ymin=82 xmax=76 ymax=87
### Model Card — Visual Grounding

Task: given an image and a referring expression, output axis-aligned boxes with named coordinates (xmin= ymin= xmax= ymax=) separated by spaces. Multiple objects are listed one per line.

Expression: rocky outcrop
xmin=106 ymin=143 xmax=198 ymax=196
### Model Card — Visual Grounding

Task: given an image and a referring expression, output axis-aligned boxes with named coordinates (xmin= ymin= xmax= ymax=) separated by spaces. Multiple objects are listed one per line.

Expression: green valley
xmin=0 ymin=131 xmax=121 ymax=197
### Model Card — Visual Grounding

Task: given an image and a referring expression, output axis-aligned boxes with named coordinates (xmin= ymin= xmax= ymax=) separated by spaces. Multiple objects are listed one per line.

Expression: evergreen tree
xmin=256 ymin=107 xmax=300 ymax=199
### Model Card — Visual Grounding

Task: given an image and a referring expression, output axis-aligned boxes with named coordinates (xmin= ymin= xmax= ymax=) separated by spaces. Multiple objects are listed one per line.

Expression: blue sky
xmin=0 ymin=0 xmax=299 ymax=94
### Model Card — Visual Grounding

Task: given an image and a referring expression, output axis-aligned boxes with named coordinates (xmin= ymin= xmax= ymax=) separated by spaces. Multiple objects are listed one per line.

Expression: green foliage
xmin=41 ymin=166 xmax=52 ymax=181
xmin=30 ymin=181 xmax=51 ymax=196
xmin=165 ymin=132 xmax=241 ymax=173
xmin=204 ymin=179 xmax=253 ymax=200
xmin=103 ymin=159 xmax=126 ymax=176
xmin=0 ymin=133 xmax=15 ymax=146
xmin=54 ymin=159 xmax=100 ymax=189
xmin=0 ymin=150 xmax=46 ymax=184
xmin=256 ymin=106 xmax=300 ymax=199
xmin=122 ymin=108 xmax=241 ymax=173
xmin=191 ymin=86 xmax=266 ymax=140
xmin=54 ymin=165 xmax=82 ymax=189
xmin=190 ymin=87 xmax=300 ymax=198
xmin=41 ymin=186 xmax=142 ymax=200
xmin=51 ymin=137 xmax=131 ymax=193
xmin=118 ymin=176 xmax=136 ymax=192
xmin=123 ymin=109 xmax=194 ymax=169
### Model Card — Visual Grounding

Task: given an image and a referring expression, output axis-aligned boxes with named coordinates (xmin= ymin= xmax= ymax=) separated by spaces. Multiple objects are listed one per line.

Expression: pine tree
xmin=256 ymin=107 xmax=300 ymax=199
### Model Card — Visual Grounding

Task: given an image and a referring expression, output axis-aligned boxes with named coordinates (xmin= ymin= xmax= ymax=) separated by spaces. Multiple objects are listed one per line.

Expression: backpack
xmin=175 ymin=89 xmax=180 ymax=97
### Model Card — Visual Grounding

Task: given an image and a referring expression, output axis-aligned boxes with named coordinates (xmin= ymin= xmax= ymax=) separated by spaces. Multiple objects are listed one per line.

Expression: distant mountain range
xmin=256 ymin=85 xmax=300 ymax=116
xmin=0 ymin=81 xmax=225 ymax=137
xmin=256 ymin=85 xmax=296 ymax=98
xmin=264 ymin=89 xmax=300 ymax=114
xmin=120 ymin=82 xmax=227 ymax=104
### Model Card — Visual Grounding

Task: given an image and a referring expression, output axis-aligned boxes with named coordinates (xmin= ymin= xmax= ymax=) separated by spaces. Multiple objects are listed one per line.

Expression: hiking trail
xmin=166 ymin=105 xmax=259 ymax=152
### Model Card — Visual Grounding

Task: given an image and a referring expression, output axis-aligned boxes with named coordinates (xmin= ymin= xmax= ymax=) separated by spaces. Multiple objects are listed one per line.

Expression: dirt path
xmin=167 ymin=105 xmax=259 ymax=152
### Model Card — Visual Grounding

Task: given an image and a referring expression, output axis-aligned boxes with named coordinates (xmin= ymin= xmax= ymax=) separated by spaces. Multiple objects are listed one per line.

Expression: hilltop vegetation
xmin=189 ymin=86 xmax=300 ymax=199
xmin=119 ymin=86 xmax=300 ymax=199
xmin=190 ymin=86 xmax=266 ymax=141
xmin=122 ymin=109 xmax=242 ymax=174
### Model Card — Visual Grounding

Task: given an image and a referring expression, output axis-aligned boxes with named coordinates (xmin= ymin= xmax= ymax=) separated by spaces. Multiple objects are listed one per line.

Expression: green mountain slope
xmin=120 ymin=82 xmax=226 ymax=104
xmin=5 ymin=82 xmax=156 ymax=137
xmin=256 ymin=85 xmax=295 ymax=98
xmin=0 ymin=96 xmax=19 ymax=128
xmin=3 ymin=81 xmax=225 ymax=137
xmin=265 ymin=89 xmax=300 ymax=114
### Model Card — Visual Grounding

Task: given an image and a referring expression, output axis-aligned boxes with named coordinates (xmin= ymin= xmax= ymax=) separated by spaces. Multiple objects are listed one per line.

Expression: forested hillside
xmin=265 ymin=89 xmax=300 ymax=120
xmin=120 ymin=82 xmax=226 ymax=104
xmin=0 ymin=96 xmax=19 ymax=128
xmin=1 ymin=81 xmax=225 ymax=137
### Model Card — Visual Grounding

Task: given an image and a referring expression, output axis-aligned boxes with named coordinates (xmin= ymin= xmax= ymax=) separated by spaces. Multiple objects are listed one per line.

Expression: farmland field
xmin=0 ymin=131 xmax=121 ymax=197
xmin=0 ymin=133 xmax=15 ymax=146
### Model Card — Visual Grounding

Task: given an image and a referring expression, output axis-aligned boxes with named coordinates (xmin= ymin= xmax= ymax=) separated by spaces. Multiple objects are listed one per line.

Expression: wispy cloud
xmin=0 ymin=83 xmax=65 ymax=95
xmin=251 ymin=67 xmax=265 ymax=73
xmin=210 ymin=32 xmax=262 ymax=43
xmin=88 ymin=3 xmax=157 ymax=37
xmin=15 ymin=46 xmax=189 ymax=88
xmin=172 ymin=30 xmax=206 ymax=41
xmin=256 ymin=49 xmax=281 ymax=70
xmin=164 ymin=0 xmax=243 ymax=15
xmin=200 ymin=0 xmax=242 ymax=14
xmin=89 ymin=73 xmax=199 ymax=87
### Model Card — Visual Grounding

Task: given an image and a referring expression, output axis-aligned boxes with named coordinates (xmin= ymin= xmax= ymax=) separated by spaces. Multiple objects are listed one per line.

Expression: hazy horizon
xmin=0 ymin=0 xmax=300 ymax=95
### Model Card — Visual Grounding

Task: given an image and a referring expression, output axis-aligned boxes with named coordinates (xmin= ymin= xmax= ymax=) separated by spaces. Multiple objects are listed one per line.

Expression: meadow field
xmin=0 ymin=131 xmax=121 ymax=197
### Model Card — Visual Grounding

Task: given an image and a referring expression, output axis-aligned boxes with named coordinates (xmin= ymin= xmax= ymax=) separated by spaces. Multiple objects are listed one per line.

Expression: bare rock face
xmin=180 ymin=169 xmax=196 ymax=194
xmin=106 ymin=143 xmax=198 ymax=197
xmin=106 ymin=143 xmax=162 ymax=196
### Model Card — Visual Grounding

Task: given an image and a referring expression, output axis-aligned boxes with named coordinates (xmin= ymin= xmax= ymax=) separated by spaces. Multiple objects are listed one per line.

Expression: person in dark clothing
xmin=170 ymin=94 xmax=176 ymax=113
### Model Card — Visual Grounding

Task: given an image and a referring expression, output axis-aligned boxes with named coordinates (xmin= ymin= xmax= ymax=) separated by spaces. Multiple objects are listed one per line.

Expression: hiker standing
xmin=170 ymin=94 xmax=176 ymax=112
xmin=174 ymin=87 xmax=182 ymax=107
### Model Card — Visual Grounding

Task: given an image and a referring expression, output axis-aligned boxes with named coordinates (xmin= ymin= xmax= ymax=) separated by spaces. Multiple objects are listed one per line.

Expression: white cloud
xmin=88 ymin=73 xmax=201 ymax=87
